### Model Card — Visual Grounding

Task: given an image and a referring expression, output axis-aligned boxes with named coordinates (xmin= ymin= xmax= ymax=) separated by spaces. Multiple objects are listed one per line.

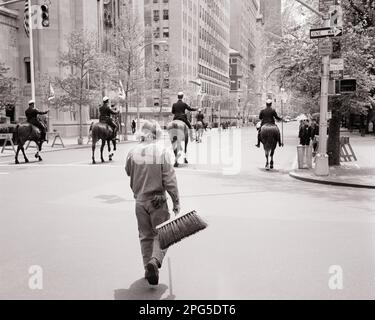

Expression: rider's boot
xmin=255 ymin=132 xmax=261 ymax=148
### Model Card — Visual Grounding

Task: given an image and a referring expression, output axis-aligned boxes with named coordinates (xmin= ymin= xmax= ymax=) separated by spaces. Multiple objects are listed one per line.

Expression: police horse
xmin=195 ymin=121 xmax=204 ymax=143
xmin=90 ymin=122 xmax=117 ymax=164
xmin=14 ymin=118 xmax=47 ymax=164
xmin=260 ymin=124 xmax=282 ymax=171
xmin=167 ymin=120 xmax=189 ymax=168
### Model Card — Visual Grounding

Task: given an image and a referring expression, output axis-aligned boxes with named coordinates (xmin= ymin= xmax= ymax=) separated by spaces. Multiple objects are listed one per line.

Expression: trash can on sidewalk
xmin=297 ymin=145 xmax=313 ymax=169
xmin=297 ymin=145 xmax=305 ymax=169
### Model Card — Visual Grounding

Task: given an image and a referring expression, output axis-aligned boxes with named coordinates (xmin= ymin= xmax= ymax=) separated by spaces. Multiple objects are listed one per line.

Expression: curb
xmin=0 ymin=140 xmax=137 ymax=159
xmin=289 ymin=171 xmax=375 ymax=189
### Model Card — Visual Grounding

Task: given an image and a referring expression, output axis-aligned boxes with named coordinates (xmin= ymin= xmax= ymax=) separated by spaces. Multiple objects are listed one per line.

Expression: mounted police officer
xmin=99 ymin=97 xmax=119 ymax=139
xmin=25 ymin=100 xmax=49 ymax=142
xmin=171 ymin=92 xmax=198 ymax=141
xmin=255 ymin=98 xmax=283 ymax=148
xmin=196 ymin=108 xmax=207 ymax=131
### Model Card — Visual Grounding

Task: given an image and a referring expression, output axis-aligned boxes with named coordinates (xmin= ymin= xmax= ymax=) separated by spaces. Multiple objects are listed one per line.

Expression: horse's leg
xmin=37 ymin=142 xmax=43 ymax=161
xmin=21 ymin=145 xmax=29 ymax=163
xmin=92 ymin=139 xmax=97 ymax=164
xmin=172 ymin=138 xmax=179 ymax=168
xmin=270 ymin=148 xmax=275 ymax=170
xmin=112 ymin=137 xmax=117 ymax=152
xmin=265 ymin=150 xmax=270 ymax=170
xmin=15 ymin=145 xmax=21 ymax=164
xmin=184 ymin=133 xmax=189 ymax=164
xmin=108 ymin=140 xmax=113 ymax=162
xmin=100 ymin=139 xmax=106 ymax=163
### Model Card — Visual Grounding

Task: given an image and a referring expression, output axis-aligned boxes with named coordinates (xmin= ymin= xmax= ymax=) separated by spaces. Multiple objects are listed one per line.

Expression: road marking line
xmin=0 ymin=172 xmax=9 ymax=175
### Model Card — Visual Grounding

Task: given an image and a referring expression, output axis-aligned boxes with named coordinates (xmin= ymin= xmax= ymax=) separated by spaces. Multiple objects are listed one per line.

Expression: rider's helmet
xmin=103 ymin=96 xmax=109 ymax=103
xmin=266 ymin=98 xmax=273 ymax=105
xmin=178 ymin=92 xmax=184 ymax=100
xmin=198 ymin=108 xmax=202 ymax=112
xmin=28 ymin=100 xmax=35 ymax=105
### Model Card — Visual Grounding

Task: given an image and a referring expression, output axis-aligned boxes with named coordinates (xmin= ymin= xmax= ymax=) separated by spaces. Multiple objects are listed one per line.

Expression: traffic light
xmin=41 ymin=5 xmax=49 ymax=28
xmin=340 ymin=79 xmax=357 ymax=93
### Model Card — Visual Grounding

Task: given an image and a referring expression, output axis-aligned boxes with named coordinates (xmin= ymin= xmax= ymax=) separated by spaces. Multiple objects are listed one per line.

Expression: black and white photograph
xmin=0 ymin=0 xmax=375 ymax=307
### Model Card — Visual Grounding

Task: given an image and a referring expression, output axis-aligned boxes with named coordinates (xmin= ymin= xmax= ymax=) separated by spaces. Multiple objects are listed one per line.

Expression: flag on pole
xmin=118 ymin=80 xmax=125 ymax=100
xmin=48 ymin=83 xmax=55 ymax=101
xmin=24 ymin=0 xmax=30 ymax=38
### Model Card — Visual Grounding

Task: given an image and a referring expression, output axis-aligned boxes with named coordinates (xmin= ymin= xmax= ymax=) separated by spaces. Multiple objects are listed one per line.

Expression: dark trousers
xmin=135 ymin=199 xmax=170 ymax=268
xmin=173 ymin=115 xmax=193 ymax=129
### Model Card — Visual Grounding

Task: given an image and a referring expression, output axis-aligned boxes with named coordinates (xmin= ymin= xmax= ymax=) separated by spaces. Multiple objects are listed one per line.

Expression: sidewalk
xmin=290 ymin=133 xmax=375 ymax=189
xmin=0 ymin=134 xmax=138 ymax=158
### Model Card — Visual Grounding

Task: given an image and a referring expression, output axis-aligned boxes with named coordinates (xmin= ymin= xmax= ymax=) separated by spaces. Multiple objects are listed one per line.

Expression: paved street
xmin=0 ymin=122 xmax=374 ymax=300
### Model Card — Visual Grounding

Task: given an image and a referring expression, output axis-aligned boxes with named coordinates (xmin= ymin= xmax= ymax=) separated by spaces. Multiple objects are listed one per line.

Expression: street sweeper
xmin=125 ymin=120 xmax=181 ymax=286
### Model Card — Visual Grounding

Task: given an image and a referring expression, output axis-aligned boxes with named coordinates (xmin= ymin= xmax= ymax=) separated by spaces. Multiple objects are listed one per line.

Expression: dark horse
xmin=14 ymin=119 xmax=47 ymax=164
xmin=260 ymin=124 xmax=281 ymax=170
xmin=90 ymin=122 xmax=117 ymax=164
xmin=167 ymin=120 xmax=189 ymax=168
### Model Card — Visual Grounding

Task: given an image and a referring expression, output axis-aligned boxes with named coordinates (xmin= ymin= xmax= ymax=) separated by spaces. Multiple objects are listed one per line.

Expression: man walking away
xmin=125 ymin=120 xmax=180 ymax=286
xmin=172 ymin=92 xmax=198 ymax=141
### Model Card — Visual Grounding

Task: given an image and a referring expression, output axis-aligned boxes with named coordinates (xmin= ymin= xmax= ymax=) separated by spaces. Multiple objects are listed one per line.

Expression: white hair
xmin=137 ymin=120 xmax=163 ymax=141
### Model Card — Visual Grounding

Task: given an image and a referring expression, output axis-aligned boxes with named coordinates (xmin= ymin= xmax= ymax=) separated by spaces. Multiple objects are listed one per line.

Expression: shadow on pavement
xmin=114 ymin=278 xmax=175 ymax=300
xmin=95 ymin=194 xmax=127 ymax=204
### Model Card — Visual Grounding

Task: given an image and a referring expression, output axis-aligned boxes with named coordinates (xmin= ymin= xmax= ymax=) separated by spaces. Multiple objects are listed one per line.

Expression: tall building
xmin=143 ymin=0 xmax=230 ymax=125
xmin=229 ymin=0 xmax=261 ymax=122
xmin=0 ymin=3 xmax=18 ymax=122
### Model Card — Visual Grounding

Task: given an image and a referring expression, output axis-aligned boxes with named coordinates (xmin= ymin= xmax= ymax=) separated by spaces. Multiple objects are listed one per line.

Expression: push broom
xmin=156 ymin=211 xmax=208 ymax=250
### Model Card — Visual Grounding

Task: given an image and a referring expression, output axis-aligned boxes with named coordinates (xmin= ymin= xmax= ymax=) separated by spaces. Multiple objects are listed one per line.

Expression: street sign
xmin=330 ymin=58 xmax=344 ymax=80
xmin=319 ymin=38 xmax=333 ymax=56
xmin=310 ymin=27 xmax=343 ymax=39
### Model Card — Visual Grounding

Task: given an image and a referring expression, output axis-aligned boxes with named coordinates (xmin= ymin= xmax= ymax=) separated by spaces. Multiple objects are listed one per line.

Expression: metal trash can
xmin=297 ymin=145 xmax=305 ymax=169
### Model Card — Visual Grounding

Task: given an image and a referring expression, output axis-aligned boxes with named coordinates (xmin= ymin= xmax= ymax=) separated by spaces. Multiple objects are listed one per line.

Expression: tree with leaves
xmin=112 ymin=3 xmax=144 ymax=137
xmin=269 ymin=0 xmax=375 ymax=166
xmin=55 ymin=30 xmax=113 ymax=144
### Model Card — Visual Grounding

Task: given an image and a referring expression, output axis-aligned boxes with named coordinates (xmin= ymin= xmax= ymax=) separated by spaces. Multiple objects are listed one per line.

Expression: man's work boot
xmin=145 ymin=258 xmax=159 ymax=286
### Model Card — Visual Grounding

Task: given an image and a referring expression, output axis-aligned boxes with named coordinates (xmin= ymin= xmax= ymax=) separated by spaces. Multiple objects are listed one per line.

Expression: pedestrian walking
xmin=131 ymin=120 xmax=136 ymax=134
xmin=125 ymin=120 xmax=180 ymax=286
xmin=299 ymin=119 xmax=313 ymax=146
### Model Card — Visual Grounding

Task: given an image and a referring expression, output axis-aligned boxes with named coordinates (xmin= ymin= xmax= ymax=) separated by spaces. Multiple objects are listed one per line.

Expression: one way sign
xmin=310 ymin=27 xmax=343 ymax=39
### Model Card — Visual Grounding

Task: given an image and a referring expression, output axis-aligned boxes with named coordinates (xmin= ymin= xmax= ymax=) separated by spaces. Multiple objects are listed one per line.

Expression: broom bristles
xmin=156 ymin=211 xmax=208 ymax=250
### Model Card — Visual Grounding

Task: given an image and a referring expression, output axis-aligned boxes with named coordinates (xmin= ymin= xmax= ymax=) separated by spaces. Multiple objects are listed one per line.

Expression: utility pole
xmin=294 ymin=0 xmax=330 ymax=176
xmin=28 ymin=0 xmax=36 ymax=101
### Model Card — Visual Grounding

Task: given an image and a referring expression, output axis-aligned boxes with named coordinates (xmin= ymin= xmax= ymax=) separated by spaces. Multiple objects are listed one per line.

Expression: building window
xmin=163 ymin=10 xmax=169 ymax=20
xmin=163 ymin=27 xmax=169 ymax=38
xmin=153 ymin=10 xmax=160 ymax=22
xmin=24 ymin=57 xmax=31 ymax=84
